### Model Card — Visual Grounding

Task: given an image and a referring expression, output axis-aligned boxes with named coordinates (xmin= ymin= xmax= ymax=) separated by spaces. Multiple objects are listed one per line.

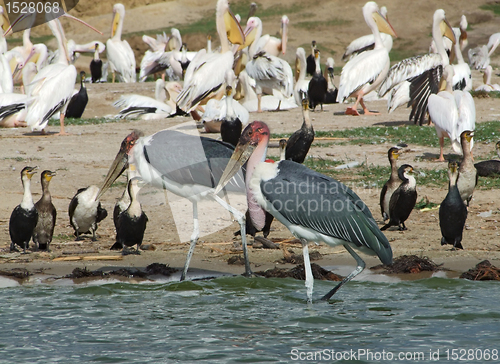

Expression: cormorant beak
xmin=373 ymin=10 xmax=397 ymax=38
xmin=466 ymin=132 xmax=474 ymax=143
xmin=27 ymin=166 xmax=38 ymax=179
xmin=46 ymin=171 xmax=57 ymax=182
xmin=214 ymin=140 xmax=256 ymax=195
xmin=96 ymin=148 xmax=129 ymax=200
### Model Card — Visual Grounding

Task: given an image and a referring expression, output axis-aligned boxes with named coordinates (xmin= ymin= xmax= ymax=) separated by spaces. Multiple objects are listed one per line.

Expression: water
xmin=1 ymin=275 xmax=499 ymax=363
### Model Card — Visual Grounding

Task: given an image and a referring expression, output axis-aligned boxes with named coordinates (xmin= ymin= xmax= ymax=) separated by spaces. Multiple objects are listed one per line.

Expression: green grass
xmin=272 ymin=121 xmax=500 ymax=148
xmin=471 ymin=90 xmax=500 ymax=99
xmin=480 ymin=3 xmax=500 ymax=16
xmin=48 ymin=117 xmax=119 ymax=126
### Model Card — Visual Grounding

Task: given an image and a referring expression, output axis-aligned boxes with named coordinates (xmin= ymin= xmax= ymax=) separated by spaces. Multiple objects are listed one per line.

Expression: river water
xmin=1 ymin=273 xmax=499 ymax=363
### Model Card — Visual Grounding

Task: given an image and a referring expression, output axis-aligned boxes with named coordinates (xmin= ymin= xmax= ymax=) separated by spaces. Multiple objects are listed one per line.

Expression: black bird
xmin=9 ymin=166 xmax=38 ymax=253
xmin=456 ymin=130 xmax=477 ymax=207
xmin=440 ymin=161 xmax=467 ymax=249
xmin=306 ymin=40 xmax=317 ymax=76
xmin=110 ymin=174 xmax=131 ymax=250
xmin=33 ymin=170 xmax=57 ymax=251
xmin=279 ymin=138 xmax=287 ymax=161
xmin=220 ymin=84 xmax=242 ymax=147
xmin=475 ymin=141 xmax=500 ymax=177
xmin=324 ymin=57 xmax=338 ymax=104
xmin=116 ymin=177 xmax=148 ymax=253
xmin=65 ymin=71 xmax=88 ymax=118
xmin=68 ymin=185 xmax=107 ymax=241
xmin=308 ymin=49 xmax=327 ymax=111
xmin=381 ymin=164 xmax=417 ymax=231
xmin=90 ymin=43 xmax=103 ymax=83
xmin=380 ymin=147 xmax=402 ymax=221
xmin=285 ymin=99 xmax=314 ymax=163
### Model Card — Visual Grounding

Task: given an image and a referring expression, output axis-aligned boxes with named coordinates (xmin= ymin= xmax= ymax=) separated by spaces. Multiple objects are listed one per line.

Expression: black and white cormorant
xmin=9 ymin=166 xmax=38 ymax=253
xmin=439 ymin=161 xmax=467 ymax=249
xmin=279 ymin=139 xmax=287 ymax=161
xmin=110 ymin=180 xmax=131 ymax=250
xmin=65 ymin=71 xmax=88 ymax=119
xmin=285 ymin=99 xmax=314 ymax=163
xmin=306 ymin=40 xmax=317 ymax=76
xmin=116 ymin=177 xmax=148 ymax=253
xmin=33 ymin=170 xmax=57 ymax=251
xmin=307 ymin=49 xmax=327 ymax=111
xmin=381 ymin=164 xmax=417 ymax=231
xmin=68 ymin=185 xmax=108 ymax=241
xmin=474 ymin=141 xmax=500 ymax=177
xmin=90 ymin=43 xmax=103 ymax=83
xmin=456 ymin=130 xmax=477 ymax=207
xmin=380 ymin=146 xmax=402 ymax=221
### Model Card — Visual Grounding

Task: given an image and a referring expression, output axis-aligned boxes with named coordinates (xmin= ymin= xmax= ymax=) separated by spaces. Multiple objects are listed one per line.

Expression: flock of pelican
xmin=3 ymin=0 xmax=500 ymax=301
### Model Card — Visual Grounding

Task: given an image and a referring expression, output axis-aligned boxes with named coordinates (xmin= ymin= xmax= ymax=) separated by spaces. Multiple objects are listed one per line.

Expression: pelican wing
xmin=106 ymin=39 xmax=136 ymax=82
xmin=408 ymin=65 xmax=442 ymax=125
xmin=176 ymin=50 xmax=233 ymax=112
xmin=259 ymin=161 xmax=392 ymax=264
xmin=245 ymin=52 xmax=293 ymax=97
xmin=338 ymin=48 xmax=389 ymax=102
xmin=428 ymin=91 xmax=460 ymax=151
xmin=378 ymin=53 xmax=443 ymax=97
xmin=113 ymin=95 xmax=173 ymax=118
xmin=26 ymin=65 xmax=77 ymax=130
xmin=452 ymin=63 xmax=472 ymax=91
xmin=342 ymin=33 xmax=393 ymax=61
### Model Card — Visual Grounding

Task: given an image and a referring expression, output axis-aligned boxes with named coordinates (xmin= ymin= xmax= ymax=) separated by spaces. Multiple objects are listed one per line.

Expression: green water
xmin=1 ymin=276 xmax=499 ymax=363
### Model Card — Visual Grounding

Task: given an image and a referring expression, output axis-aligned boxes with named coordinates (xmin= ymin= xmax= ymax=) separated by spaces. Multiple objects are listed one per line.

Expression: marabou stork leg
xmin=181 ymin=201 xmax=199 ymax=281
xmin=321 ymin=245 xmax=366 ymax=301
xmin=301 ymin=239 xmax=314 ymax=303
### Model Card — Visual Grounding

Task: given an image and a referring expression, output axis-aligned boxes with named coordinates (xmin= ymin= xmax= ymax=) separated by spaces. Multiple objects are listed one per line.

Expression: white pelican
xmin=1 ymin=5 xmax=9 ymax=54
xmin=468 ymin=33 xmax=500 ymax=70
xmin=20 ymin=14 xmax=101 ymax=134
xmin=293 ymin=47 xmax=309 ymax=105
xmin=176 ymin=0 xmax=244 ymax=113
xmin=337 ymin=1 xmax=397 ymax=116
xmin=428 ymin=65 xmax=475 ymax=162
xmin=451 ymin=36 xmax=472 ymax=92
xmin=475 ymin=65 xmax=500 ymax=92
xmin=378 ymin=9 xmax=455 ymax=125
xmin=243 ymin=16 xmax=294 ymax=113
xmin=106 ymin=3 xmax=136 ymax=83
xmin=6 ymin=28 xmax=48 ymax=82
xmin=238 ymin=70 xmax=296 ymax=112
xmin=254 ymin=15 xmax=288 ymax=57
xmin=341 ymin=5 xmax=393 ymax=61
xmin=202 ymin=69 xmax=249 ymax=133
xmin=114 ymin=79 xmax=178 ymax=119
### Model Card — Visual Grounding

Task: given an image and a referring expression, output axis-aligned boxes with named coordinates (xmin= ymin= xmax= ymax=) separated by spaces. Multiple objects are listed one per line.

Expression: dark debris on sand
xmin=64 ymin=263 xmax=177 ymax=279
xmin=460 ymin=260 xmax=500 ymax=281
xmin=279 ymin=249 xmax=322 ymax=264
xmin=255 ymin=263 xmax=343 ymax=281
xmin=0 ymin=268 xmax=32 ymax=279
xmin=227 ymin=256 xmax=245 ymax=265
xmin=372 ymin=255 xmax=444 ymax=274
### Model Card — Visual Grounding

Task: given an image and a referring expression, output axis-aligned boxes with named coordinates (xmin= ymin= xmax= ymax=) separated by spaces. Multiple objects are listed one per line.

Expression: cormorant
xmin=9 ymin=166 xmax=38 ymax=253
xmin=381 ymin=164 xmax=417 ymax=231
xmin=440 ymin=161 xmax=467 ymax=249
xmin=307 ymin=49 xmax=327 ymax=111
xmin=33 ymin=170 xmax=57 ymax=251
xmin=380 ymin=146 xmax=402 ymax=221
xmin=90 ymin=43 xmax=103 ymax=83
xmin=68 ymin=185 xmax=107 ymax=241
xmin=474 ymin=141 xmax=500 ymax=177
xmin=65 ymin=71 xmax=88 ymax=118
xmin=456 ymin=130 xmax=477 ymax=207
xmin=285 ymin=99 xmax=314 ymax=163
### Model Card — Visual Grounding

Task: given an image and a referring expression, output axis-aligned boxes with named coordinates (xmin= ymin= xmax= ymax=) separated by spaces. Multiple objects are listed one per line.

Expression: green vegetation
xmin=48 ymin=117 xmax=119 ymax=126
xmin=272 ymin=121 xmax=500 ymax=148
xmin=480 ymin=3 xmax=500 ymax=16
xmin=471 ymin=90 xmax=500 ymax=99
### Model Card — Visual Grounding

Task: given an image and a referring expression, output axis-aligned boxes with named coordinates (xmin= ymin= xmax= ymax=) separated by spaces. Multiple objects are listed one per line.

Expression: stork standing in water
xmin=97 ymin=129 xmax=251 ymax=281
xmin=215 ymin=122 xmax=392 ymax=302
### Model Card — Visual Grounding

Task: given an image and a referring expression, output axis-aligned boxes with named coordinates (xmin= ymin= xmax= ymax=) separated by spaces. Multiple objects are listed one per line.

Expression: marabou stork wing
xmin=260 ymin=161 xmax=392 ymax=264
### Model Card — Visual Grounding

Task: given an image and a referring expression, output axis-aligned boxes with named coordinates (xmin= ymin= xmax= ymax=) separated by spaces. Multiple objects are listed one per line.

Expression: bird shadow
xmin=372 ymin=120 xmax=414 ymax=127
xmin=332 ymin=109 xmax=381 ymax=116
xmin=420 ymin=152 xmax=461 ymax=162
xmin=22 ymin=131 xmax=58 ymax=137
